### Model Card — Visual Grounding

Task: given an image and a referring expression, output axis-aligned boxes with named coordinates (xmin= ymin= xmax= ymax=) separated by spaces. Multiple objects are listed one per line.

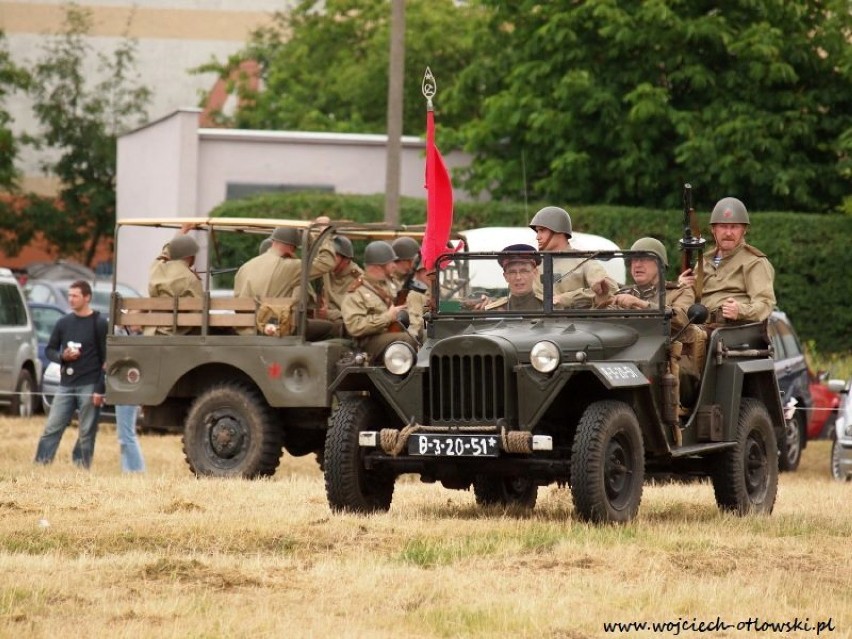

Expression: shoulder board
xmin=484 ymin=297 xmax=507 ymax=310
xmin=743 ymin=244 xmax=767 ymax=258
xmin=665 ymin=281 xmax=680 ymax=291
xmin=347 ymin=277 xmax=364 ymax=293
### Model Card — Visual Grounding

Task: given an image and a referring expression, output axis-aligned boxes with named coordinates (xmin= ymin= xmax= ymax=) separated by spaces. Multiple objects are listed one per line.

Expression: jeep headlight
xmin=530 ymin=340 xmax=560 ymax=373
xmin=384 ymin=342 xmax=416 ymax=375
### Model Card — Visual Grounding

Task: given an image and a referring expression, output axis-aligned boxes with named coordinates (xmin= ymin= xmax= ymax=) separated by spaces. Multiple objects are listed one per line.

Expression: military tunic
xmin=341 ymin=275 xmax=416 ymax=360
xmin=405 ymin=285 xmax=432 ymax=340
xmin=323 ymin=263 xmax=364 ymax=322
xmin=614 ymin=282 xmax=694 ymax=330
xmin=484 ymin=291 xmax=543 ymax=312
xmin=534 ymin=256 xmax=616 ymax=308
xmin=700 ymin=243 xmax=775 ymax=322
xmin=146 ymin=259 xmax=203 ymax=335
xmin=233 ymin=237 xmax=336 ymax=299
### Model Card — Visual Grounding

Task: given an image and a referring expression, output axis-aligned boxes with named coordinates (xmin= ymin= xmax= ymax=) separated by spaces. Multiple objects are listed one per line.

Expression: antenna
xmin=521 ymin=147 xmax=529 ymax=217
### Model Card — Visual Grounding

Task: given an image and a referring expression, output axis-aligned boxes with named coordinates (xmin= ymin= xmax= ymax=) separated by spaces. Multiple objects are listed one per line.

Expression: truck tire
xmin=473 ymin=476 xmax=537 ymax=509
xmin=183 ymin=383 xmax=282 ymax=478
xmin=570 ymin=400 xmax=644 ymax=523
xmin=712 ymin=398 xmax=778 ymax=515
xmin=10 ymin=369 xmax=35 ymax=418
xmin=324 ymin=396 xmax=394 ymax=513
xmin=778 ymin=411 xmax=804 ymax=472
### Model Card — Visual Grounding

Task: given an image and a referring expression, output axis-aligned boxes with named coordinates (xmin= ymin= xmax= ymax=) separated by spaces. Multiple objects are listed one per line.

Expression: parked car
xmin=807 ymin=371 xmax=840 ymax=439
xmin=767 ymin=310 xmax=813 ymax=472
xmin=0 ymin=268 xmax=41 ymax=416
xmin=27 ymin=302 xmax=67 ymax=372
xmin=829 ymin=379 xmax=852 ymax=481
xmin=25 ymin=278 xmax=141 ymax=315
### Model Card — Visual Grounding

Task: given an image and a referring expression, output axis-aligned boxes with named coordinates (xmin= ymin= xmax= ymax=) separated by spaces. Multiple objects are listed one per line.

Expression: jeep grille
xmin=430 ymin=353 xmax=506 ymax=423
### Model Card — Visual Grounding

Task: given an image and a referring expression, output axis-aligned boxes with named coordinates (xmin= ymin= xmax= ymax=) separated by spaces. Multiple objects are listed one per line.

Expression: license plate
xmin=408 ymin=433 xmax=500 ymax=457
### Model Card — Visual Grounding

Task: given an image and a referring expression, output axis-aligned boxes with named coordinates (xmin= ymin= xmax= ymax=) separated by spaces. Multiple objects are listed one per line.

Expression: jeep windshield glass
xmin=434 ymin=250 xmax=667 ymax=316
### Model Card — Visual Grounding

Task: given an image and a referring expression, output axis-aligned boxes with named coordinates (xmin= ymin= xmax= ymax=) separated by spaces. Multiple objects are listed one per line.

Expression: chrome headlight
xmin=384 ymin=342 xmax=416 ymax=375
xmin=530 ymin=340 xmax=560 ymax=373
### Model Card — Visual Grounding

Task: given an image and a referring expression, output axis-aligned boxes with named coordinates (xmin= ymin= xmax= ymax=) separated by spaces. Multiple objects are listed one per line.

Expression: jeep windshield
xmin=434 ymin=250 xmax=666 ymax=317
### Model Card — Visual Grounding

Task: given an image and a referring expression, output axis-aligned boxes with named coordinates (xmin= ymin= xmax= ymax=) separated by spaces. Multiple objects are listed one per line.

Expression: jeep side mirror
xmin=687 ymin=303 xmax=709 ymax=324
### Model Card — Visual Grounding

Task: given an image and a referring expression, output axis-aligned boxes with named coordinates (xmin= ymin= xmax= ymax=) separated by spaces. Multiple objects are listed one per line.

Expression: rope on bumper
xmin=380 ymin=423 xmax=421 ymax=456
xmin=501 ymin=427 xmax=533 ymax=454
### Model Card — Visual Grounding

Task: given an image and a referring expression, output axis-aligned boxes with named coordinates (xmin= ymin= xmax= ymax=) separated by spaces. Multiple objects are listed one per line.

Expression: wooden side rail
xmin=115 ymin=296 xmax=296 ymax=330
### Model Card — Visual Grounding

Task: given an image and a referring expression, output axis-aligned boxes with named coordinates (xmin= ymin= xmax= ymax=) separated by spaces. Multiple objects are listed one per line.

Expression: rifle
xmin=678 ymin=183 xmax=706 ymax=300
xmin=394 ymin=253 xmax=428 ymax=306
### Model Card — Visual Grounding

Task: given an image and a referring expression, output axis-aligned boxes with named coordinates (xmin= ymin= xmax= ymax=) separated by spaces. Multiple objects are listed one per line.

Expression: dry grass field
xmin=1 ymin=415 xmax=850 ymax=638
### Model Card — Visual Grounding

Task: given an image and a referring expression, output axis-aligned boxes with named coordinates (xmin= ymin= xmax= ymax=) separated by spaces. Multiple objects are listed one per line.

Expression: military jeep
xmin=323 ymin=249 xmax=784 ymax=523
xmin=105 ymin=217 xmax=423 ymax=478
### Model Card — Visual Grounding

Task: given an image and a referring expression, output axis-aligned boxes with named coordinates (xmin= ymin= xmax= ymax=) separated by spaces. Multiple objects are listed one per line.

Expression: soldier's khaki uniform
xmin=234 ymin=237 xmax=336 ymax=299
xmin=146 ymin=259 xmax=203 ymax=335
xmin=323 ymin=263 xmax=364 ymax=322
xmin=484 ymin=291 xmax=544 ymax=312
xmin=614 ymin=281 xmax=694 ymax=331
xmin=535 ymin=256 xmax=616 ymax=308
xmin=700 ymin=243 xmax=775 ymax=322
xmin=342 ymin=275 xmax=416 ymax=360
xmin=405 ymin=286 xmax=433 ymax=341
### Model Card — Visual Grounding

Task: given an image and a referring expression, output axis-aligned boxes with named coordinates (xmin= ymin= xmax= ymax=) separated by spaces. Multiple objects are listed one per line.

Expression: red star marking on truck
xmin=267 ymin=362 xmax=282 ymax=379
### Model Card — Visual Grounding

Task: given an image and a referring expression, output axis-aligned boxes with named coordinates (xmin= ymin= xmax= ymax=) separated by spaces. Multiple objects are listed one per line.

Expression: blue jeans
xmin=115 ymin=405 xmax=146 ymax=473
xmin=34 ymin=383 xmax=101 ymax=469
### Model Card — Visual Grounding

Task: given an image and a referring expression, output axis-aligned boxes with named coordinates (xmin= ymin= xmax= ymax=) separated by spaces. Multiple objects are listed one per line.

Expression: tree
xmin=4 ymin=5 xmax=150 ymax=266
xmin=0 ymin=29 xmax=30 ymax=191
xmin=445 ymin=0 xmax=852 ymax=212
xmin=198 ymin=0 xmax=487 ymax=136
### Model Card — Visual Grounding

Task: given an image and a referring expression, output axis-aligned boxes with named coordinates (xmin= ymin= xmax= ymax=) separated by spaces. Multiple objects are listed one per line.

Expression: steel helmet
xmin=333 ymin=235 xmax=355 ymax=259
xmin=258 ymin=237 xmax=273 ymax=255
xmin=391 ymin=236 xmax=420 ymax=260
xmin=364 ymin=241 xmax=397 ymax=265
xmin=710 ymin=197 xmax=750 ymax=225
xmin=630 ymin=237 xmax=668 ymax=268
xmin=528 ymin=206 xmax=572 ymax=238
xmin=168 ymin=235 xmax=199 ymax=260
xmin=271 ymin=226 xmax=302 ymax=246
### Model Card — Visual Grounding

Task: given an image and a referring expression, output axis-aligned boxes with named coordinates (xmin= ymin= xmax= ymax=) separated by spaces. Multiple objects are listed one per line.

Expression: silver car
xmin=829 ymin=379 xmax=852 ymax=481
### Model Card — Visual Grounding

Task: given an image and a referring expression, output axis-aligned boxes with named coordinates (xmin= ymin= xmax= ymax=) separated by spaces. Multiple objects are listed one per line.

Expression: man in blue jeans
xmin=34 ymin=280 xmax=108 ymax=469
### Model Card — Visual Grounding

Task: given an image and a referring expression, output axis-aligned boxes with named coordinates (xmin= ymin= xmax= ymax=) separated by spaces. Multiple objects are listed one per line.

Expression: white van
xmin=454 ymin=227 xmax=625 ymax=296
xmin=0 ymin=268 xmax=40 ymax=416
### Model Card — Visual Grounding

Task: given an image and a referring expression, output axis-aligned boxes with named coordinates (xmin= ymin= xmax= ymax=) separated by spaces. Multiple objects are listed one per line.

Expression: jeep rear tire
xmin=712 ymin=398 xmax=778 ymax=515
xmin=570 ymin=400 xmax=644 ymax=523
xmin=183 ymin=383 xmax=283 ymax=478
xmin=473 ymin=475 xmax=537 ymax=509
xmin=10 ymin=369 xmax=36 ymax=418
xmin=778 ymin=411 xmax=804 ymax=472
xmin=324 ymin=397 xmax=394 ymax=513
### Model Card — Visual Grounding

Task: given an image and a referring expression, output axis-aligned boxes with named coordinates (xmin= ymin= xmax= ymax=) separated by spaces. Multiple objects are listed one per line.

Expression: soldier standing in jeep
xmin=529 ymin=206 xmax=616 ymax=308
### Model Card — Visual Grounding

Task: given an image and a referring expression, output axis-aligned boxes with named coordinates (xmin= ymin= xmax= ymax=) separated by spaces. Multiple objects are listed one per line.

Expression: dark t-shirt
xmin=46 ymin=311 xmax=108 ymax=391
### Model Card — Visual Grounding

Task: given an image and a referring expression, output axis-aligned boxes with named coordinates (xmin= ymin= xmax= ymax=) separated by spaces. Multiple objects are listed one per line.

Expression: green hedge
xmin=211 ymin=193 xmax=852 ymax=354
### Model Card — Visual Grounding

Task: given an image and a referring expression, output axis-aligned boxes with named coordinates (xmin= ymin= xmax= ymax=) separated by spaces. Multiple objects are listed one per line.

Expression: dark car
xmin=25 ymin=279 xmax=141 ymax=315
xmin=768 ymin=310 xmax=813 ymax=472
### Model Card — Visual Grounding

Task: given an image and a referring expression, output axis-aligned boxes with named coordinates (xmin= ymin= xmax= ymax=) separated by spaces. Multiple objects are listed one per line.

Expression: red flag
xmin=421 ymin=107 xmax=454 ymax=271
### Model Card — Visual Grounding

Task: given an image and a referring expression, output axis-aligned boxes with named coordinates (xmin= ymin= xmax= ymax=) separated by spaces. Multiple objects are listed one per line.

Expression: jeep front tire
xmin=570 ymin=400 xmax=645 ymax=523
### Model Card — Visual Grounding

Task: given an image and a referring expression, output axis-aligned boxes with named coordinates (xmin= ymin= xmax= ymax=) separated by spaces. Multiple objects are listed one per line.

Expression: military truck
xmin=105 ymin=217 xmax=423 ymax=478
xmin=323 ymin=249 xmax=784 ymax=523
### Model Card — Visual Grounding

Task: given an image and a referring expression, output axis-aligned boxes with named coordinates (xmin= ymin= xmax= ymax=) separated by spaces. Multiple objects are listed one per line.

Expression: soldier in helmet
xmin=391 ymin=236 xmax=421 ymax=291
xmin=146 ymin=234 xmax=203 ymax=335
xmin=341 ymin=241 xmax=416 ymax=361
xmin=321 ymin=235 xmax=364 ymax=325
xmin=612 ymin=238 xmax=693 ymax=330
xmin=528 ymin=206 xmax=616 ymax=307
xmin=680 ymin=197 xmax=775 ymax=323
xmin=233 ymin=224 xmax=335 ymax=299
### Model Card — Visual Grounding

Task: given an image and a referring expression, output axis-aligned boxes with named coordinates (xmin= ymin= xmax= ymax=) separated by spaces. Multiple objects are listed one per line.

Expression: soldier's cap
xmin=499 ymin=244 xmax=541 ymax=269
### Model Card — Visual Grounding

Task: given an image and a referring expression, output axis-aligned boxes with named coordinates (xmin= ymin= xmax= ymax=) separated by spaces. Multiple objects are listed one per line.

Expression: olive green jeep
xmin=323 ymin=249 xmax=784 ymax=523
xmin=106 ymin=217 xmax=421 ymax=478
